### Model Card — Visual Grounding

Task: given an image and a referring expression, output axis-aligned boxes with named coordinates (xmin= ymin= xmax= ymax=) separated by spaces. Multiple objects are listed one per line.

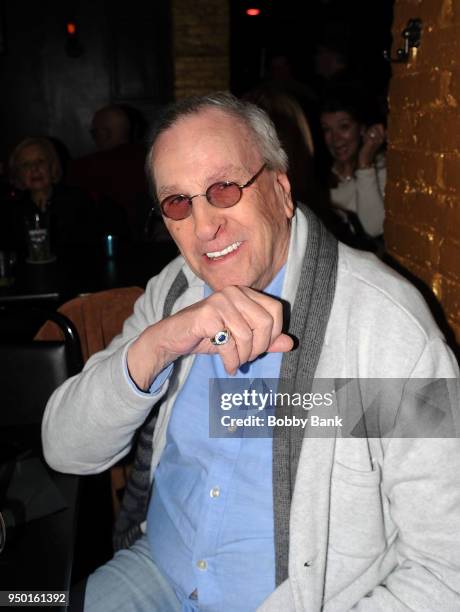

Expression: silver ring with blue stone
xmin=210 ymin=329 xmax=231 ymax=346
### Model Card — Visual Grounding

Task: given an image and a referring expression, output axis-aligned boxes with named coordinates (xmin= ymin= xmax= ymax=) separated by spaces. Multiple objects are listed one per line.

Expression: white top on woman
xmin=330 ymin=153 xmax=386 ymax=237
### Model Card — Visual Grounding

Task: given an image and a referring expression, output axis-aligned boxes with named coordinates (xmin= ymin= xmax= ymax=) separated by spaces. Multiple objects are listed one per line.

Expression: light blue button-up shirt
xmin=147 ymin=267 xmax=285 ymax=611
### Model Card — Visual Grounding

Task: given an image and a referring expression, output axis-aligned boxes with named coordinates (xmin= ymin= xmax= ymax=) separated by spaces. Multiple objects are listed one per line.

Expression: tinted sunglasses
xmin=159 ymin=164 xmax=266 ymax=220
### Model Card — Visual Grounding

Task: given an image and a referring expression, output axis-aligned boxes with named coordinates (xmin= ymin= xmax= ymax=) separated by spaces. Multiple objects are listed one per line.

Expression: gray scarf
xmin=113 ymin=204 xmax=338 ymax=587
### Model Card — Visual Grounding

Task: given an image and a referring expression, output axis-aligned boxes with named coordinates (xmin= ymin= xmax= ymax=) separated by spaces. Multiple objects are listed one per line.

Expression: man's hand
xmin=127 ymin=286 xmax=293 ymax=390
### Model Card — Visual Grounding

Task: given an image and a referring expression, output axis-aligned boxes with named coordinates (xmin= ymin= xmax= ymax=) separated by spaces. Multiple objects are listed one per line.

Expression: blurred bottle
xmin=26 ymin=212 xmax=53 ymax=263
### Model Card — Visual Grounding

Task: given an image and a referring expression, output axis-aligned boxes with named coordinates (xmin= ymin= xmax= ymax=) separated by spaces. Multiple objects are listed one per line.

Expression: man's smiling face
xmin=152 ymin=108 xmax=294 ymax=291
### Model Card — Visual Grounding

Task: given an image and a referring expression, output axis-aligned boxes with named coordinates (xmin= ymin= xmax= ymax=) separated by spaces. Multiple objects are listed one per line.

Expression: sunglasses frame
xmin=159 ymin=164 xmax=267 ymax=220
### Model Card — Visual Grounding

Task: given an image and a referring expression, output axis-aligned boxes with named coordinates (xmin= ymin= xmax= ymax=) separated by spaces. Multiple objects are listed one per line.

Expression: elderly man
xmin=43 ymin=93 xmax=460 ymax=611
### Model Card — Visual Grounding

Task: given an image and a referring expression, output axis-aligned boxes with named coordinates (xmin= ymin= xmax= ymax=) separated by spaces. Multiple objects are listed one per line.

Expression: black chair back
xmin=0 ymin=309 xmax=82 ymax=428
xmin=0 ymin=308 xmax=83 ymax=608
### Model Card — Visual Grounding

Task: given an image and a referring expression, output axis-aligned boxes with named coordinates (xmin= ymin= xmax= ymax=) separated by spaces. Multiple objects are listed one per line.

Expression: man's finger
xmin=267 ymin=333 xmax=294 ymax=354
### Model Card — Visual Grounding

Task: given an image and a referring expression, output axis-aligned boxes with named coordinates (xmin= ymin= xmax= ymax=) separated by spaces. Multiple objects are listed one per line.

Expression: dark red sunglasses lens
xmin=162 ymin=195 xmax=192 ymax=220
xmin=207 ymin=182 xmax=242 ymax=207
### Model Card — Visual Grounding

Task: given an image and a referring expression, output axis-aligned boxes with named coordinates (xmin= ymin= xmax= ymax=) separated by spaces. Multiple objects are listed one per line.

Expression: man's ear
xmin=276 ymin=171 xmax=294 ymax=219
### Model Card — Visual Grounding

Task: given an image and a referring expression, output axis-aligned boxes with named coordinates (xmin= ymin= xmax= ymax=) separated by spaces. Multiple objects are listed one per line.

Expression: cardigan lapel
xmin=273 ymin=204 xmax=338 ymax=586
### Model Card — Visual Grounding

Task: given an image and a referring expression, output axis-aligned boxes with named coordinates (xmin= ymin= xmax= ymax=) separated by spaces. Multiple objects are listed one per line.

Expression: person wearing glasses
xmin=43 ymin=93 xmax=460 ymax=611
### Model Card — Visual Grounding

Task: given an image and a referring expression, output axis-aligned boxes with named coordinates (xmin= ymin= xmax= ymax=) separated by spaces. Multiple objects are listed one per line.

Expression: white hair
xmin=145 ymin=91 xmax=288 ymax=198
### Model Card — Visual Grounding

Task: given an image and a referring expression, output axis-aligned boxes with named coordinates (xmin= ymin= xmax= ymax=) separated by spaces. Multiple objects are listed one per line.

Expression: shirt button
xmin=210 ymin=487 xmax=220 ymax=498
xmin=227 ymin=424 xmax=238 ymax=433
xmin=196 ymin=559 xmax=207 ymax=570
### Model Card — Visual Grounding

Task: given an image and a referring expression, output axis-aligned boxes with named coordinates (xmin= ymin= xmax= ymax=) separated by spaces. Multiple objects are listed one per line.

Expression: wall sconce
xmin=384 ymin=18 xmax=422 ymax=63
xmin=65 ymin=18 xmax=84 ymax=58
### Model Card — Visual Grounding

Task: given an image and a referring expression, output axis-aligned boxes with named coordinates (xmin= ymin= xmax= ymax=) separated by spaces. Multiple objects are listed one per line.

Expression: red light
xmin=66 ymin=22 xmax=77 ymax=36
xmin=246 ymin=8 xmax=261 ymax=16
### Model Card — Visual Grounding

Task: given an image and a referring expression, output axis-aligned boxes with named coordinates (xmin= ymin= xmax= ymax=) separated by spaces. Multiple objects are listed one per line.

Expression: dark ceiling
xmin=230 ymin=0 xmax=395 ymax=95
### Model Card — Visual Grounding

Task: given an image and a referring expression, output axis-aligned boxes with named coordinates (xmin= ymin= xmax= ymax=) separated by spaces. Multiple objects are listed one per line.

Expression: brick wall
xmin=386 ymin=0 xmax=460 ymax=344
xmin=172 ymin=0 xmax=229 ymax=99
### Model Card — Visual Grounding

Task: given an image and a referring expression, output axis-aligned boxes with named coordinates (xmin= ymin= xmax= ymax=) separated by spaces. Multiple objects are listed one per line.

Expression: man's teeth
xmin=206 ymin=241 xmax=242 ymax=259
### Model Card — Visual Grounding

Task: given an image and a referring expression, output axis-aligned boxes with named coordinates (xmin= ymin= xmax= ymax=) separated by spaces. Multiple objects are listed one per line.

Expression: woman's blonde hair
xmin=9 ymin=137 xmax=62 ymax=189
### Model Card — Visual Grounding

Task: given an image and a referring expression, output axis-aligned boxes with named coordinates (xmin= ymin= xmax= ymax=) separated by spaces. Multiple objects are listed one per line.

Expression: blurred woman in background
xmin=8 ymin=137 xmax=97 ymax=253
xmin=320 ymin=84 xmax=386 ymax=243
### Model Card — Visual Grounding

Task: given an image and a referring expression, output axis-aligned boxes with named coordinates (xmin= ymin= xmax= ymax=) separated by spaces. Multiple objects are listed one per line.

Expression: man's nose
xmin=191 ymin=197 xmax=224 ymax=242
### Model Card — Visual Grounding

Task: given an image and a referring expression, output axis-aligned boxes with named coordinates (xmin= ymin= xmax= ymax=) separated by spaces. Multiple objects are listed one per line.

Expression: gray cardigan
xmin=43 ymin=207 xmax=460 ymax=610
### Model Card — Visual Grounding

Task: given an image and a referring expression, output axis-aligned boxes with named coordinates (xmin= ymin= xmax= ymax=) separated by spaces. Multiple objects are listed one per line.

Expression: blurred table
xmin=0 ymin=239 xmax=178 ymax=306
